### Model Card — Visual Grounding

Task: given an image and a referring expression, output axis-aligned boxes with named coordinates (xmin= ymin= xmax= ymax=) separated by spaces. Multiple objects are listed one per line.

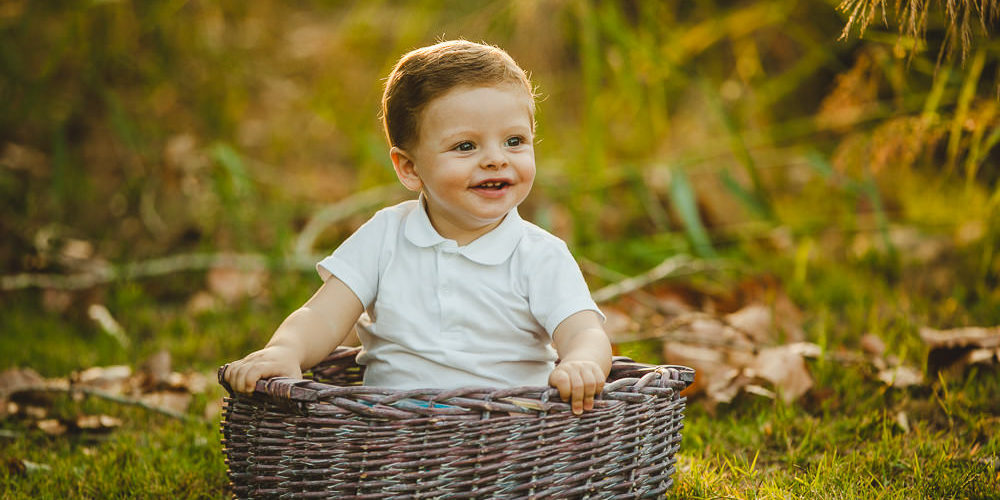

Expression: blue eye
xmin=505 ymin=136 xmax=525 ymax=147
xmin=455 ymin=141 xmax=475 ymax=152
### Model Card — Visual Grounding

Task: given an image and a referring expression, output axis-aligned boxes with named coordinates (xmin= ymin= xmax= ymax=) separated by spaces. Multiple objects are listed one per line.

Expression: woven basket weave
xmin=219 ymin=346 xmax=694 ymax=499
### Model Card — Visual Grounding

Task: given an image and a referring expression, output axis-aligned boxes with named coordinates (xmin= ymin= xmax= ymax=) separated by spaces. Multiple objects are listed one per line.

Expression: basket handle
xmin=217 ymin=364 xmax=319 ymax=403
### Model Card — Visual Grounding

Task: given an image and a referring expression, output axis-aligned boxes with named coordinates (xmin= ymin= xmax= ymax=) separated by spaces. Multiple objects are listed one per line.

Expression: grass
xmin=2 ymin=242 xmax=999 ymax=498
xmin=2 ymin=0 xmax=999 ymax=498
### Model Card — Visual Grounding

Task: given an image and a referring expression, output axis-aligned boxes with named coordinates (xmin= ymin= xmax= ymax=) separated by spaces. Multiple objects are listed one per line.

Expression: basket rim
xmin=219 ymin=346 xmax=694 ymax=418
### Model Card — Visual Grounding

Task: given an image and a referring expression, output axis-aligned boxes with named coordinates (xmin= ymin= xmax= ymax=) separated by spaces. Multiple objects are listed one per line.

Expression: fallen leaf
xmin=207 ymin=266 xmax=268 ymax=303
xmin=73 ymin=365 xmax=132 ymax=395
xmin=662 ymin=312 xmax=757 ymax=351
xmin=786 ymin=342 xmax=823 ymax=358
xmin=141 ymin=350 xmax=172 ymax=390
xmin=744 ymin=384 xmax=777 ymax=399
xmin=877 ymin=365 xmax=923 ymax=388
xmin=0 ymin=368 xmax=45 ymax=394
xmin=139 ymin=391 xmax=192 ymax=415
xmin=748 ymin=344 xmax=814 ymax=404
xmin=165 ymin=371 xmax=209 ymax=393
xmin=23 ymin=406 xmax=47 ymax=419
xmin=724 ymin=299 xmax=805 ymax=345
xmin=76 ymin=414 xmax=122 ymax=432
xmin=0 ymin=368 xmax=49 ymax=411
xmin=1 ymin=143 xmax=48 ymax=176
xmin=860 ymin=333 xmax=886 ymax=357
xmin=920 ymin=326 xmax=1000 ymax=349
xmin=41 ymin=289 xmax=73 ymax=314
xmin=2 ymin=458 xmax=52 ymax=476
xmin=186 ymin=290 xmax=219 ymax=314
xmin=920 ymin=326 xmax=1000 ymax=374
xmin=896 ymin=411 xmax=910 ymax=433
xmin=37 ymin=419 xmax=66 ymax=436
xmin=725 ymin=304 xmax=776 ymax=345
xmin=603 ymin=307 xmax=640 ymax=339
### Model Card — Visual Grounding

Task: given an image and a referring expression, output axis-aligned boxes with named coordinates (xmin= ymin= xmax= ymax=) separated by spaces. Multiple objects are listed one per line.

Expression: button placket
xmin=437 ymin=245 xmax=457 ymax=337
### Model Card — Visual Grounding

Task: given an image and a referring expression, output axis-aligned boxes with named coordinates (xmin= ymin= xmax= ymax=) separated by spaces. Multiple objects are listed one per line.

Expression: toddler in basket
xmin=224 ymin=40 xmax=612 ymax=415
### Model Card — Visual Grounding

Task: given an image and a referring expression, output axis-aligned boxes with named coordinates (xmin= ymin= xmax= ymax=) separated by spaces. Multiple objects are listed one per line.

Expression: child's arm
xmin=224 ymin=276 xmax=364 ymax=393
xmin=549 ymin=310 xmax=612 ymax=415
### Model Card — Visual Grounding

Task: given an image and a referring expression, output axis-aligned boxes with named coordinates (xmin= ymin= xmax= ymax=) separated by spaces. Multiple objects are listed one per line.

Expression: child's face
xmin=393 ymin=84 xmax=535 ymax=243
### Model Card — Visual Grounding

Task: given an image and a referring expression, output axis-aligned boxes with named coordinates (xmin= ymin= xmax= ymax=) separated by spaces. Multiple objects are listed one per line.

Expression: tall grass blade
xmin=668 ymin=166 xmax=716 ymax=258
xmin=211 ymin=142 xmax=253 ymax=201
xmin=947 ymin=48 xmax=986 ymax=172
xmin=698 ymin=77 xmax=774 ymax=221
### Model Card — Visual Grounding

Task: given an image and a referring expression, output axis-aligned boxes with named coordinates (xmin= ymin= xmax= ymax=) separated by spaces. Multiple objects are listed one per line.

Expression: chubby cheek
xmin=520 ymin=161 xmax=537 ymax=188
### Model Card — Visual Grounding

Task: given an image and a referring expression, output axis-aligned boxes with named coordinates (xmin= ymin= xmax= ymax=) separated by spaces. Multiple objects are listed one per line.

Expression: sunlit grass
xmin=2 ymin=0 xmax=999 ymax=497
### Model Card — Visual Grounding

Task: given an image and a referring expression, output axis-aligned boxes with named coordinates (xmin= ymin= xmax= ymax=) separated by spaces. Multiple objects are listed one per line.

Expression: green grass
xmin=2 ymin=0 xmax=999 ymax=497
xmin=2 ymin=248 xmax=998 ymax=498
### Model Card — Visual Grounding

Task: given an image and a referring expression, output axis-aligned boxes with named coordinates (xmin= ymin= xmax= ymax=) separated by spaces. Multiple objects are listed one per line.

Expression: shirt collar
xmin=404 ymin=194 xmax=525 ymax=265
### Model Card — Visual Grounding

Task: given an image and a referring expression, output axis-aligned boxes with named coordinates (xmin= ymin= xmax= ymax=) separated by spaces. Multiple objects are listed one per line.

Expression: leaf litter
xmin=0 ymin=349 xmax=215 ymax=441
xmin=601 ymin=270 xmax=1000 ymax=413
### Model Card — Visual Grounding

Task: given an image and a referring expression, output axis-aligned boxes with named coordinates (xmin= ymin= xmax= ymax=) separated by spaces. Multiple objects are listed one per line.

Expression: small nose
xmin=481 ymin=146 xmax=508 ymax=170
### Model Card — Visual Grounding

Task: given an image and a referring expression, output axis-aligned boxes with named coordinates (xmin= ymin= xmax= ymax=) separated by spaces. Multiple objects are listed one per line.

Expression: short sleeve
xmin=525 ymin=238 xmax=605 ymax=335
xmin=315 ymin=210 xmax=390 ymax=309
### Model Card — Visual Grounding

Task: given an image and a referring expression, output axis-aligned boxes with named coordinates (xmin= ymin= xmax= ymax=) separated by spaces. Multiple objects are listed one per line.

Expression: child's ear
xmin=390 ymin=147 xmax=422 ymax=192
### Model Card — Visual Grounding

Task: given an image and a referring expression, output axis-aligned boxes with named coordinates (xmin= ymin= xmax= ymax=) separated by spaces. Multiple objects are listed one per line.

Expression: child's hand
xmin=224 ymin=346 xmax=302 ymax=394
xmin=548 ymin=360 xmax=606 ymax=415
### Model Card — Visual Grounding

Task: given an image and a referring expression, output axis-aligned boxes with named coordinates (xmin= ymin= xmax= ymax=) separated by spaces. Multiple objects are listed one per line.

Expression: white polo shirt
xmin=316 ymin=198 xmax=603 ymax=390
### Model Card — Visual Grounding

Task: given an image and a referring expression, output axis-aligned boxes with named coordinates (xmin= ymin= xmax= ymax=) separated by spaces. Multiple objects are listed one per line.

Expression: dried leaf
xmin=920 ymin=326 xmax=1000 ymax=349
xmin=860 ymin=333 xmax=886 ymax=357
xmin=74 ymin=365 xmax=132 ymax=395
xmin=0 ymin=368 xmax=49 ymax=411
xmin=207 ymin=267 xmax=268 ymax=303
xmin=664 ymin=313 xmax=757 ymax=351
xmin=722 ymin=291 xmax=805 ymax=344
xmin=744 ymin=384 xmax=777 ymax=399
xmin=725 ymin=304 xmax=775 ymax=344
xmin=748 ymin=344 xmax=814 ymax=404
xmin=603 ymin=307 xmax=641 ymax=339
xmin=896 ymin=411 xmax=910 ymax=434
xmin=37 ymin=419 xmax=66 ymax=436
xmin=165 ymin=371 xmax=209 ymax=393
xmin=786 ymin=342 xmax=823 ymax=358
xmin=139 ymin=391 xmax=192 ymax=414
xmin=23 ymin=406 xmax=47 ymax=419
xmin=1 ymin=143 xmax=48 ymax=176
xmin=663 ymin=341 xmax=753 ymax=410
xmin=0 ymin=368 xmax=45 ymax=395
xmin=141 ymin=350 xmax=172 ymax=389
xmin=186 ymin=290 xmax=219 ymax=314
xmin=3 ymin=458 xmax=51 ymax=476
xmin=76 ymin=414 xmax=122 ymax=432
xmin=41 ymin=289 xmax=73 ymax=314
xmin=921 ymin=326 xmax=1000 ymax=374
xmin=877 ymin=365 xmax=924 ymax=388
xmin=662 ymin=342 xmax=729 ymax=399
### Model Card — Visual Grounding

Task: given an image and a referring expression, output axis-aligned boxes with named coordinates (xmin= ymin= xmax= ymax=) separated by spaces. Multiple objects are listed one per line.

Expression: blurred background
xmin=4 ymin=0 xmax=998 ymax=369
xmin=2 ymin=1 xmax=999 ymax=496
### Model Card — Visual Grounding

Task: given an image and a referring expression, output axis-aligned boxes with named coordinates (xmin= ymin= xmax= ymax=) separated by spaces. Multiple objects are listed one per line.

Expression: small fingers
xmin=569 ymin=370 xmax=585 ymax=415
xmin=224 ymin=354 xmax=301 ymax=394
xmin=549 ymin=369 xmax=572 ymax=403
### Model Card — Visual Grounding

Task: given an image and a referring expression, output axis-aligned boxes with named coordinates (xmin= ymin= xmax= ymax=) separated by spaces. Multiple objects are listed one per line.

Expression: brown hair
xmin=381 ymin=40 xmax=535 ymax=150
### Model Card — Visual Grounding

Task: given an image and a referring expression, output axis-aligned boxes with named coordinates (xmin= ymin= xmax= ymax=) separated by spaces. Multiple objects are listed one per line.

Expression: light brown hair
xmin=381 ymin=40 xmax=535 ymax=150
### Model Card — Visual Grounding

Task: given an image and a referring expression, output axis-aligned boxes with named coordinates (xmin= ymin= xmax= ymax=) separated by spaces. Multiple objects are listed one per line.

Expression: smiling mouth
xmin=472 ymin=181 xmax=509 ymax=190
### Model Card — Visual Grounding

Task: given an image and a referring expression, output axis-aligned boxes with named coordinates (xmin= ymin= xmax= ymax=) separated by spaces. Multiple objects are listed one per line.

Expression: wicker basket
xmin=218 ymin=347 xmax=694 ymax=499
